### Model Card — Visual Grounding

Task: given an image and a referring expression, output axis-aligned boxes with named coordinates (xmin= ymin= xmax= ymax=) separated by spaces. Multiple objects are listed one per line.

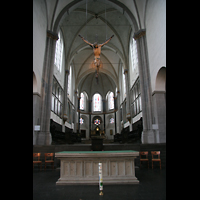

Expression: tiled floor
xmin=33 ymin=166 xmax=166 ymax=200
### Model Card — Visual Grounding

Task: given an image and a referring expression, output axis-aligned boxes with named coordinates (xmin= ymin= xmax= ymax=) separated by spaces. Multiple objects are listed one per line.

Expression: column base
xmin=37 ymin=131 xmax=52 ymax=145
xmin=126 ymin=113 xmax=131 ymax=122
xmin=63 ymin=114 xmax=68 ymax=122
xmin=141 ymin=129 xmax=155 ymax=144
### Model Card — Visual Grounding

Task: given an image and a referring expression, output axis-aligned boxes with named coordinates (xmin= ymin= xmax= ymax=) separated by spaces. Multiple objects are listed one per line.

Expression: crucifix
xmin=78 ymin=34 xmax=114 ymax=83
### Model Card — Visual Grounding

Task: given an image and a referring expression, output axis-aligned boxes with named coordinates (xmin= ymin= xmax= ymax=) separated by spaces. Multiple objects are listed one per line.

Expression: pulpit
xmin=91 ymin=126 xmax=105 ymax=151
xmin=91 ymin=136 xmax=104 ymax=151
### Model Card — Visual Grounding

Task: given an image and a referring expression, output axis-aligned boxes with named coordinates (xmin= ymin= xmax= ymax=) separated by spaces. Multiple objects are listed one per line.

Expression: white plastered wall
xmin=33 ymin=0 xmax=48 ymax=94
xmin=145 ymin=0 xmax=166 ymax=92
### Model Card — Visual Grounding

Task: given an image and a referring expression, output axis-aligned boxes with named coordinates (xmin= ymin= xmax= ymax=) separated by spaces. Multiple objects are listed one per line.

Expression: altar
xmin=55 ymin=150 xmax=139 ymax=185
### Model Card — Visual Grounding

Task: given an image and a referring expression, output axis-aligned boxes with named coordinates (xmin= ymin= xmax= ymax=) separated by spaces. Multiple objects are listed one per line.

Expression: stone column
xmin=114 ymin=95 xmax=117 ymax=134
xmin=74 ymin=90 xmax=78 ymax=133
xmin=114 ymin=95 xmax=117 ymax=110
xmin=134 ymin=29 xmax=154 ymax=143
xmin=37 ymin=30 xmax=58 ymax=145
xmin=152 ymin=91 xmax=166 ymax=143
xmin=116 ymin=91 xmax=121 ymax=134
xmin=63 ymin=70 xmax=69 ymax=123
xmin=102 ymin=99 xmax=106 ymax=113
xmin=88 ymin=100 xmax=92 ymax=138
xmin=124 ymin=69 xmax=131 ymax=122
xmin=102 ymin=99 xmax=106 ymax=134
xmin=77 ymin=96 xmax=81 ymax=134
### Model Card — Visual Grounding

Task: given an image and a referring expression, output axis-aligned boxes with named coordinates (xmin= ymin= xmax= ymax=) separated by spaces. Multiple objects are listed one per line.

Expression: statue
xmin=79 ymin=34 xmax=114 ymax=83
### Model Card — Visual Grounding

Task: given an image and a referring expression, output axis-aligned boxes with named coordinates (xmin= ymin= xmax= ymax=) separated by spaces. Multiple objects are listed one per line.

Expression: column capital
xmin=65 ymin=69 xmax=69 ymax=75
xmin=124 ymin=69 xmax=128 ymax=74
xmin=133 ymin=29 xmax=146 ymax=40
xmin=47 ymin=30 xmax=59 ymax=40
xmin=63 ymin=114 xmax=68 ymax=122
xmin=126 ymin=113 xmax=131 ymax=122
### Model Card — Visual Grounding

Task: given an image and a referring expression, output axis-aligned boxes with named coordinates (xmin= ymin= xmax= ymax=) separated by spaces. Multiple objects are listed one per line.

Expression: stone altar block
xmin=55 ymin=150 xmax=139 ymax=185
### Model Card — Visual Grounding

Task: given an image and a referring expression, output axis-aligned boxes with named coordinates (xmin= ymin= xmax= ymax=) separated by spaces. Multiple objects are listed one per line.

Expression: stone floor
xmin=33 ymin=165 xmax=166 ymax=200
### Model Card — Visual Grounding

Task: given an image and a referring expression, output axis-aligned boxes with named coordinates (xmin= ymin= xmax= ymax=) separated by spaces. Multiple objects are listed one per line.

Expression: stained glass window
xmin=108 ymin=92 xmax=114 ymax=110
xmin=131 ymin=78 xmax=142 ymax=117
xmin=94 ymin=119 xmax=100 ymax=125
xmin=80 ymin=118 xmax=84 ymax=124
xmin=51 ymin=76 xmax=63 ymax=118
xmin=122 ymin=67 xmax=126 ymax=98
xmin=67 ymin=66 xmax=72 ymax=98
xmin=131 ymin=38 xmax=138 ymax=71
xmin=93 ymin=93 xmax=101 ymax=111
xmin=54 ymin=31 xmax=63 ymax=72
xmin=110 ymin=117 xmax=114 ymax=124
xmin=80 ymin=92 xmax=84 ymax=110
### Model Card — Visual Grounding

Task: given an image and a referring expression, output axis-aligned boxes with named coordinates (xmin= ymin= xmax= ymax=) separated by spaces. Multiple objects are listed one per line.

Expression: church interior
xmin=33 ymin=0 xmax=166 ymax=199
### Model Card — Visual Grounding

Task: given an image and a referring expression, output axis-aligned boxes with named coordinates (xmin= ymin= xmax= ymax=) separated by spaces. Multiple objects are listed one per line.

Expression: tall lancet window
xmin=122 ymin=67 xmax=126 ymax=98
xmin=131 ymin=38 xmax=138 ymax=71
xmin=93 ymin=93 xmax=102 ymax=112
xmin=54 ymin=30 xmax=63 ymax=72
xmin=80 ymin=92 xmax=85 ymax=110
xmin=67 ymin=66 xmax=72 ymax=98
xmin=108 ymin=92 xmax=114 ymax=110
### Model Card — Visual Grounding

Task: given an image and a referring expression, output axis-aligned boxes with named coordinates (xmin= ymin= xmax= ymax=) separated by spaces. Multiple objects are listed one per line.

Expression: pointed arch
xmin=155 ymin=67 xmax=166 ymax=91
xmin=106 ymin=91 xmax=114 ymax=110
xmin=92 ymin=93 xmax=102 ymax=112
xmin=33 ymin=72 xmax=37 ymax=93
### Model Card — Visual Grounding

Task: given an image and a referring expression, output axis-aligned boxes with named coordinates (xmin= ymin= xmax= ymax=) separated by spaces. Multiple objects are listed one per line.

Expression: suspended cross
xmin=81 ymin=0 xmax=114 ymax=83
xmin=78 ymin=34 xmax=114 ymax=83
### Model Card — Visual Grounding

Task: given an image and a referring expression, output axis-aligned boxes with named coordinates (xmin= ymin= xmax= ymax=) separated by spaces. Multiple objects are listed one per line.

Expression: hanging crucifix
xmin=78 ymin=34 xmax=114 ymax=83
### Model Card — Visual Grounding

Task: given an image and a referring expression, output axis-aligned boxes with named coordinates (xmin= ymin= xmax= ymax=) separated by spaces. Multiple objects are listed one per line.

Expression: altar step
xmin=33 ymin=143 xmax=166 ymax=169
xmin=81 ymin=139 xmax=115 ymax=144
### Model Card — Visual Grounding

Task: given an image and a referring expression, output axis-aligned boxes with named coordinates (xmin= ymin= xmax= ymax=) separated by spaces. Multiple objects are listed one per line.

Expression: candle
xmin=99 ymin=163 xmax=103 ymax=195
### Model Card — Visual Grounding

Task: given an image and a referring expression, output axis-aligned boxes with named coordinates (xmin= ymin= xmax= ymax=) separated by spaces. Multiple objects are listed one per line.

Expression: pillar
xmin=78 ymin=96 xmax=81 ymax=134
xmin=124 ymin=69 xmax=131 ymax=122
xmin=74 ymin=90 xmax=78 ymax=133
xmin=37 ymin=30 xmax=58 ymax=145
xmin=88 ymin=100 xmax=92 ymax=138
xmin=134 ymin=29 xmax=154 ymax=143
xmin=116 ymin=91 xmax=121 ymax=133
xmin=114 ymin=95 xmax=117 ymax=134
xmin=102 ymin=99 xmax=106 ymax=133
xmin=63 ymin=70 xmax=69 ymax=122
xmin=152 ymin=91 xmax=166 ymax=143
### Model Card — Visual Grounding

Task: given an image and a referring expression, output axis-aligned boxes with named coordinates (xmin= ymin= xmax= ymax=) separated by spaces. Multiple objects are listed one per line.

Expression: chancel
xmin=33 ymin=0 xmax=166 ymax=199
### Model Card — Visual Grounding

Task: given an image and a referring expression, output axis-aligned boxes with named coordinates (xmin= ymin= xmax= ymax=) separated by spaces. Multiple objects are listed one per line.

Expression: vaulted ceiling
xmin=58 ymin=0 xmax=135 ymax=98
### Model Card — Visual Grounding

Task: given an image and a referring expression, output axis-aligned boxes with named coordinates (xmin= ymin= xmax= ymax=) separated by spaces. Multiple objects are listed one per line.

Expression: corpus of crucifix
xmin=79 ymin=34 xmax=114 ymax=83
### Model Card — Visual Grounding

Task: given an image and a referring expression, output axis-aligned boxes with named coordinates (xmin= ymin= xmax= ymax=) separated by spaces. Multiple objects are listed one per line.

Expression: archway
xmin=153 ymin=66 xmax=166 ymax=143
xmin=155 ymin=67 xmax=166 ymax=91
xmin=33 ymin=72 xmax=37 ymax=93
